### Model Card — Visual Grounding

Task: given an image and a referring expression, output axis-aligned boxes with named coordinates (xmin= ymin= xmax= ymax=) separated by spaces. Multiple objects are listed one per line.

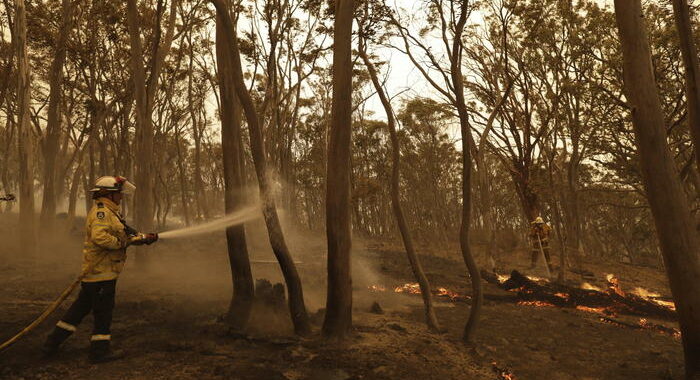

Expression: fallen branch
xmin=481 ymin=270 xmax=676 ymax=320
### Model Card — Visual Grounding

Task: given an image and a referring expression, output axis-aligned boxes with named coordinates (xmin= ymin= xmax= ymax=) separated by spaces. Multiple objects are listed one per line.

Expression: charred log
xmin=481 ymin=270 xmax=677 ymax=320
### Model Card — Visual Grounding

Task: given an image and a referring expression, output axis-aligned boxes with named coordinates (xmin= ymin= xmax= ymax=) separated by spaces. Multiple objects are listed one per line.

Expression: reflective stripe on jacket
xmin=82 ymin=197 xmax=128 ymax=282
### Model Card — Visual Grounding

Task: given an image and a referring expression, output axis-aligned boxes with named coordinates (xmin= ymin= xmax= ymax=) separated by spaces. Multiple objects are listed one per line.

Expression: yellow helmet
xmin=531 ymin=216 xmax=545 ymax=224
xmin=90 ymin=176 xmax=136 ymax=195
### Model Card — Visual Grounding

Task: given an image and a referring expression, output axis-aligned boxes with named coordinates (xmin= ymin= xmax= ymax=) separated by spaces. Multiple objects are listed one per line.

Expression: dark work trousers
xmin=60 ymin=280 xmax=116 ymax=338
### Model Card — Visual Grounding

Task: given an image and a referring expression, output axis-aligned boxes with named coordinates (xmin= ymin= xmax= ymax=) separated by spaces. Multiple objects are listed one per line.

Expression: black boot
xmin=41 ymin=326 xmax=73 ymax=357
xmin=88 ymin=340 xmax=124 ymax=363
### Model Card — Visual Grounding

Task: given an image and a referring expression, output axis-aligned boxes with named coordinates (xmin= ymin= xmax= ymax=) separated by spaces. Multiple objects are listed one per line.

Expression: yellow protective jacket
xmin=82 ymin=197 xmax=130 ymax=282
xmin=530 ymin=223 xmax=552 ymax=243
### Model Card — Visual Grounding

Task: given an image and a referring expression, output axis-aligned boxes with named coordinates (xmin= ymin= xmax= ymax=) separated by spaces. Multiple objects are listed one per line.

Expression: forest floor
xmin=0 ymin=215 xmax=684 ymax=379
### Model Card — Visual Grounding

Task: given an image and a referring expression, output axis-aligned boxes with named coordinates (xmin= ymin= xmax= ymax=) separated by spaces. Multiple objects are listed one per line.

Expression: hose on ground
xmin=0 ymin=257 xmax=104 ymax=353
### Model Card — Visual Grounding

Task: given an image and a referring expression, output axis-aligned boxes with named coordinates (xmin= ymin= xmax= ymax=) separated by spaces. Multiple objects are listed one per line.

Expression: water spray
xmin=157 ymin=205 xmax=261 ymax=239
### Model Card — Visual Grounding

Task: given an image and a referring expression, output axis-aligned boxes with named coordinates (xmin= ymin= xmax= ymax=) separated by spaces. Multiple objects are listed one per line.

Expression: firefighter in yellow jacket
xmin=529 ymin=216 xmax=553 ymax=272
xmin=42 ymin=176 xmax=158 ymax=363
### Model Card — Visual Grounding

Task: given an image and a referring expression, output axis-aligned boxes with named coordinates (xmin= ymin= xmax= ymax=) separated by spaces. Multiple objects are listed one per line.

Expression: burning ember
xmin=371 ymin=282 xmax=469 ymax=302
xmin=436 ymin=287 xmax=465 ymax=301
xmin=368 ymin=285 xmax=386 ymax=292
xmin=492 ymin=362 xmax=516 ymax=380
xmin=517 ymin=300 xmax=555 ymax=308
xmin=576 ymin=305 xmax=612 ymax=315
xmin=394 ymin=283 xmax=422 ymax=295
xmin=554 ymin=292 xmax=570 ymax=301
xmin=639 ymin=318 xmax=681 ymax=339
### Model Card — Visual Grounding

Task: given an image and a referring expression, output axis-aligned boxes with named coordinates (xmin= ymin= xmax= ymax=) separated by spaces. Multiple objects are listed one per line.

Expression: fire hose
xmin=537 ymin=234 xmax=552 ymax=278
xmin=0 ymin=256 xmax=105 ymax=353
xmin=0 ymin=234 xmax=156 ymax=353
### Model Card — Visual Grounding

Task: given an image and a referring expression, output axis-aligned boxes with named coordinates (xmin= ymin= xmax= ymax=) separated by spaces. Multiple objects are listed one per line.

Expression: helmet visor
xmin=121 ymin=180 xmax=136 ymax=195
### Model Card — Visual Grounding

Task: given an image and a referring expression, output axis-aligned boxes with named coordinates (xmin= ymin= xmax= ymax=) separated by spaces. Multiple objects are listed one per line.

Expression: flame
xmin=632 ymin=287 xmax=676 ymax=311
xmin=391 ymin=283 xmax=467 ymax=301
xmin=632 ymin=287 xmax=660 ymax=298
xmin=652 ymin=299 xmax=676 ymax=311
xmin=525 ymin=275 xmax=548 ymax=282
xmin=517 ymin=300 xmax=555 ymax=307
xmin=436 ymin=287 xmax=465 ymax=300
xmin=496 ymin=274 xmax=510 ymax=283
xmin=368 ymin=285 xmax=386 ymax=292
xmin=394 ymin=283 xmax=422 ymax=294
xmin=580 ymin=282 xmax=602 ymax=291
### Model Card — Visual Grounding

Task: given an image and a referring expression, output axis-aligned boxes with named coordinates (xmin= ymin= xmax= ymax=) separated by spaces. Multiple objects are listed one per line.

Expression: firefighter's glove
xmin=123 ymin=224 xmax=138 ymax=237
xmin=126 ymin=233 xmax=158 ymax=246
xmin=128 ymin=234 xmax=148 ymax=246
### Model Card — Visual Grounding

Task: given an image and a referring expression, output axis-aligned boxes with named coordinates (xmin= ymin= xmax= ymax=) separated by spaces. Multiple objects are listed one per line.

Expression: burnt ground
xmin=0 ymin=215 xmax=684 ymax=379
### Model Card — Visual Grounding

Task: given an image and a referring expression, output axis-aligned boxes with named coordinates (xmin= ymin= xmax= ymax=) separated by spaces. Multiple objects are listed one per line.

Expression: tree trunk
xmin=174 ymin=130 xmax=191 ymax=226
xmin=450 ymin=0 xmax=482 ymax=343
xmin=216 ymin=8 xmax=254 ymax=333
xmin=672 ymin=0 xmax=700 ymax=175
xmin=126 ymin=0 xmax=177 ymax=249
xmin=39 ymin=0 xmax=73 ymax=228
xmin=15 ymin=0 xmax=35 ymax=256
xmin=476 ymin=80 xmax=514 ymax=271
xmin=614 ymin=2 xmax=700 ymax=377
xmin=126 ymin=0 xmax=156 ymax=240
xmin=187 ymin=34 xmax=209 ymax=220
xmin=358 ymin=40 xmax=441 ymax=332
xmin=66 ymin=165 xmax=81 ymax=231
xmin=210 ymin=0 xmax=310 ymax=336
xmin=320 ymin=0 xmax=355 ymax=340
xmin=512 ymin=170 xmax=540 ymax=223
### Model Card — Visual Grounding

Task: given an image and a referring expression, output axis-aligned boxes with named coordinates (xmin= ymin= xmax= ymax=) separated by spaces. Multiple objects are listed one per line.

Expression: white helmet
xmin=531 ymin=216 xmax=545 ymax=224
xmin=90 ymin=176 xmax=136 ymax=195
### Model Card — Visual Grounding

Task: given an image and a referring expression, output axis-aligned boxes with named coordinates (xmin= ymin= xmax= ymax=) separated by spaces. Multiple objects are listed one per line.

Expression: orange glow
xmin=517 ymin=300 xmax=555 ymax=307
xmin=394 ymin=283 xmax=422 ymax=294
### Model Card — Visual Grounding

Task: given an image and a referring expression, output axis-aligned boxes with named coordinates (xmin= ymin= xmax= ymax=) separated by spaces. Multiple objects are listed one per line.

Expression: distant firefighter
xmin=42 ymin=176 xmax=159 ymax=363
xmin=529 ymin=216 xmax=553 ymax=273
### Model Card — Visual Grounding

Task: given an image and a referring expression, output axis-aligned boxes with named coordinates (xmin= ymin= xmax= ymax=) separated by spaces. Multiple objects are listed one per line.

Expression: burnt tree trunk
xmin=216 ymin=7 xmax=254 ymax=332
xmin=210 ymin=0 xmax=311 ymax=336
xmin=358 ymin=37 xmax=441 ymax=333
xmin=614 ymin=2 xmax=700 ymax=378
xmin=322 ymin=0 xmax=355 ymax=340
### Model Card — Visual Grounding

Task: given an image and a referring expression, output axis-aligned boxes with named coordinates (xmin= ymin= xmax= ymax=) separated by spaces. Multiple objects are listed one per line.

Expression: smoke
xmin=158 ymin=204 xmax=261 ymax=239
